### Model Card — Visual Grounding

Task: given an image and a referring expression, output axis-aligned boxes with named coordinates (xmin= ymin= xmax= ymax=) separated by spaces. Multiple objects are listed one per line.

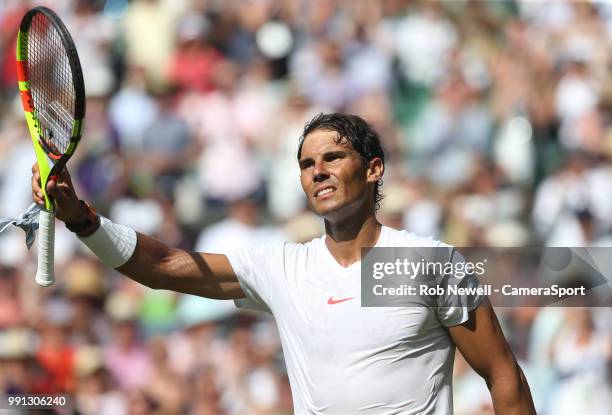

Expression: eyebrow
xmin=298 ymin=157 xmax=313 ymax=169
xmin=298 ymin=150 xmax=348 ymax=167
xmin=323 ymin=150 xmax=348 ymax=159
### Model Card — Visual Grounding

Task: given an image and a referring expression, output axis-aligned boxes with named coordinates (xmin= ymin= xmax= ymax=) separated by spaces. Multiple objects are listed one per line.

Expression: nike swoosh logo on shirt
xmin=327 ymin=296 xmax=355 ymax=305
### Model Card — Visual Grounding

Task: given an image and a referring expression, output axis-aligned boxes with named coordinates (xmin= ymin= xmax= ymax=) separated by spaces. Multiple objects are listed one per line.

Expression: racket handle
xmin=35 ymin=209 xmax=55 ymax=287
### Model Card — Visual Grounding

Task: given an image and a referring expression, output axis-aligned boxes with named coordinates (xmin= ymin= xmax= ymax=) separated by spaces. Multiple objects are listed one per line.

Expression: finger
xmin=31 ymin=170 xmax=43 ymax=200
xmin=31 ymin=171 xmax=41 ymax=191
xmin=32 ymin=186 xmax=43 ymax=202
xmin=57 ymin=168 xmax=73 ymax=187
xmin=32 ymin=181 xmax=44 ymax=205
xmin=45 ymin=178 xmax=57 ymax=196
xmin=32 ymin=167 xmax=40 ymax=184
xmin=46 ymin=179 xmax=70 ymax=205
xmin=33 ymin=193 xmax=45 ymax=205
xmin=32 ymin=185 xmax=43 ymax=204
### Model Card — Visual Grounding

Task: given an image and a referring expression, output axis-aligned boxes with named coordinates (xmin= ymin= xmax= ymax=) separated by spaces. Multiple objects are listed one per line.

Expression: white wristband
xmin=78 ymin=216 xmax=137 ymax=269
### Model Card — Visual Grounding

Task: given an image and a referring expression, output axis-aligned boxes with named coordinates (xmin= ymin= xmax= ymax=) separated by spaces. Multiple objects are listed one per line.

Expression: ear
xmin=366 ymin=158 xmax=384 ymax=184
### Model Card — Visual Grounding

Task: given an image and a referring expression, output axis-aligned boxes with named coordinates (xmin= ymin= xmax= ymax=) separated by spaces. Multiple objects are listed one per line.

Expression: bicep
xmin=169 ymin=251 xmax=245 ymax=300
xmin=164 ymin=251 xmax=245 ymax=300
xmin=447 ymin=299 xmax=517 ymax=382
xmin=118 ymin=233 xmax=245 ymax=300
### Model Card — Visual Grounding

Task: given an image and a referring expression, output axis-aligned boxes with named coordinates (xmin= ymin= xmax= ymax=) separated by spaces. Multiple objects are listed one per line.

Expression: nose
xmin=313 ymin=160 xmax=329 ymax=182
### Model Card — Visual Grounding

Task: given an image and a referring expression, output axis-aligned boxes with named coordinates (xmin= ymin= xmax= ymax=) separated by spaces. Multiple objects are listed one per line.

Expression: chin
xmin=310 ymin=200 xmax=341 ymax=217
xmin=312 ymin=205 xmax=337 ymax=218
xmin=315 ymin=201 xmax=354 ymax=220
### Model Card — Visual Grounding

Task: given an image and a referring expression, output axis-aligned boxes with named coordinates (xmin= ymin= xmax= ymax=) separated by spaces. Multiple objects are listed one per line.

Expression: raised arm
xmin=448 ymin=299 xmax=536 ymax=415
xmin=118 ymin=234 xmax=244 ymax=299
xmin=32 ymin=163 xmax=245 ymax=300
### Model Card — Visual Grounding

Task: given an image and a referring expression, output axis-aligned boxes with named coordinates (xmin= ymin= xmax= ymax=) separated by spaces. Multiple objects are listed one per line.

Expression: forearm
xmin=77 ymin=217 xmax=243 ymax=299
xmin=449 ymin=304 xmax=537 ymax=415
xmin=32 ymin=168 xmax=241 ymax=299
xmin=115 ymin=232 xmax=175 ymax=290
xmin=488 ymin=363 xmax=536 ymax=415
xmin=72 ymin=206 xmax=186 ymax=289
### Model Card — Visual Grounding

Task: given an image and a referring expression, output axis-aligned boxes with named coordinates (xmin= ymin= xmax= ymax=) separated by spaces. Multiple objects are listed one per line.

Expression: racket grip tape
xmin=35 ymin=209 xmax=55 ymax=287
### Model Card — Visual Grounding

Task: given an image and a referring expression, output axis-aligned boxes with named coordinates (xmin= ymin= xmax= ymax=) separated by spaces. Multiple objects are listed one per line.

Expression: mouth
xmin=314 ymin=186 xmax=336 ymax=199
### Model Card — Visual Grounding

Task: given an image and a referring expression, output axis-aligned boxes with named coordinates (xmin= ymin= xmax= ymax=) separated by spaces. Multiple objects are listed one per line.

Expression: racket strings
xmin=28 ymin=12 xmax=75 ymax=156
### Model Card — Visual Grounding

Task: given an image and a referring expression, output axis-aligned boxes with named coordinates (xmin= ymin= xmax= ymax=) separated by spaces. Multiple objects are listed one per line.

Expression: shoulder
xmin=380 ymin=226 xmax=458 ymax=263
xmin=237 ymin=234 xmax=323 ymax=258
xmin=381 ymin=226 xmax=445 ymax=248
xmin=279 ymin=234 xmax=325 ymax=257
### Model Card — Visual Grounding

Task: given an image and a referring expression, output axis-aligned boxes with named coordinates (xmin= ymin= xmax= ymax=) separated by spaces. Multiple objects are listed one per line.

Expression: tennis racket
xmin=16 ymin=7 xmax=85 ymax=287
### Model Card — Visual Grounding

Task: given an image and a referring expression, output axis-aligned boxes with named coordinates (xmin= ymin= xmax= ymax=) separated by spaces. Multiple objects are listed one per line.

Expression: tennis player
xmin=32 ymin=113 xmax=535 ymax=414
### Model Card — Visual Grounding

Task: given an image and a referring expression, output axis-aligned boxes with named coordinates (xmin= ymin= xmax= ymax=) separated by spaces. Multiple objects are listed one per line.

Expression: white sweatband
xmin=78 ymin=216 xmax=137 ymax=269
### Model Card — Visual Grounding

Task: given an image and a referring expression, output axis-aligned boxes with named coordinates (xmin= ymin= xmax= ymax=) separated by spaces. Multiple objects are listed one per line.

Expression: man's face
xmin=298 ymin=129 xmax=380 ymax=219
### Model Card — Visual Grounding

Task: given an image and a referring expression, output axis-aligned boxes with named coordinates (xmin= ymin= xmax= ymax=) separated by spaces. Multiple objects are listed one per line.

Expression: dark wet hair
xmin=297 ymin=112 xmax=387 ymax=210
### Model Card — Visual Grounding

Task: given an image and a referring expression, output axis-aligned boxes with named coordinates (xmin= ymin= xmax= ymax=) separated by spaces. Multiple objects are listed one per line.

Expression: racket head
xmin=16 ymin=6 xmax=85 ymax=210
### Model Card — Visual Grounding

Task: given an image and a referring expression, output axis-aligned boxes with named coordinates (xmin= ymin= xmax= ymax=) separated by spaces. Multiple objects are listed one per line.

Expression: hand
xmin=31 ymin=163 xmax=85 ymax=224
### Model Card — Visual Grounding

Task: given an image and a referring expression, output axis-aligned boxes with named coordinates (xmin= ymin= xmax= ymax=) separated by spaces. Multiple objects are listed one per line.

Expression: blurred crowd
xmin=0 ymin=0 xmax=611 ymax=414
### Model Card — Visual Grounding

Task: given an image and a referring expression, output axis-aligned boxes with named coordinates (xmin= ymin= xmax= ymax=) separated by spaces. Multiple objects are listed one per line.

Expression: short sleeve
xmin=225 ymin=242 xmax=286 ymax=314
xmin=434 ymin=248 xmax=486 ymax=327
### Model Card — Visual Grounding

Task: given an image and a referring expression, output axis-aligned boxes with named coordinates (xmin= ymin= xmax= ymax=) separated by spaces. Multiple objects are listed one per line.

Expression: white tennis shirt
xmin=226 ymin=226 xmax=484 ymax=414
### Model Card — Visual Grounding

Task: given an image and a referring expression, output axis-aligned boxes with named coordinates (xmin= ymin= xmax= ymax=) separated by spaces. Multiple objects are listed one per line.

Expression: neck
xmin=324 ymin=209 xmax=381 ymax=268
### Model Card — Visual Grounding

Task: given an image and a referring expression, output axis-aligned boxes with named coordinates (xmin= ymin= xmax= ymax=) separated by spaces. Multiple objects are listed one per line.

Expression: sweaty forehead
xmin=300 ymin=129 xmax=353 ymax=157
